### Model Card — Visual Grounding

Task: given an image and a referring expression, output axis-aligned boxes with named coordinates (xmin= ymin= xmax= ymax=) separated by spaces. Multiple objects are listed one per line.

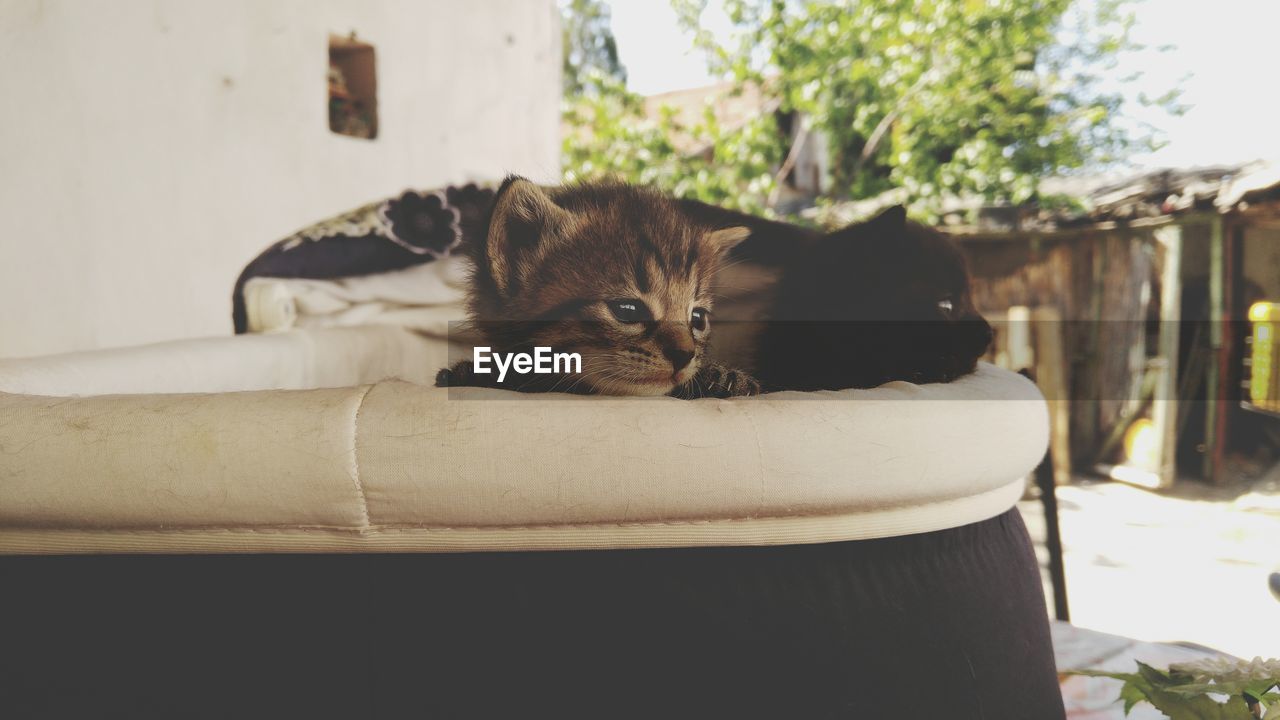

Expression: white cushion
xmin=0 ymin=325 xmax=445 ymax=395
xmin=0 ymin=324 xmax=1046 ymax=555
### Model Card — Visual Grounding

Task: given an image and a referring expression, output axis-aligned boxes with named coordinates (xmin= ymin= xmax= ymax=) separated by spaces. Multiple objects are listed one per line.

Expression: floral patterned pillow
xmin=232 ymin=183 xmax=496 ymax=333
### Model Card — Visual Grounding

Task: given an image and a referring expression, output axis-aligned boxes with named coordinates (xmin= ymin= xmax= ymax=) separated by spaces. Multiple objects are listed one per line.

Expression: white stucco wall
xmin=0 ymin=0 xmax=561 ymax=358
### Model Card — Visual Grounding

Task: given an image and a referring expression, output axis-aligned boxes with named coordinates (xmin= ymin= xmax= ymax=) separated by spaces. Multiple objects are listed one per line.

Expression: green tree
xmin=559 ymin=0 xmax=782 ymax=213
xmin=562 ymin=72 xmax=783 ymax=214
xmin=561 ymin=0 xmax=627 ymax=97
xmin=671 ymin=0 xmax=1179 ymax=216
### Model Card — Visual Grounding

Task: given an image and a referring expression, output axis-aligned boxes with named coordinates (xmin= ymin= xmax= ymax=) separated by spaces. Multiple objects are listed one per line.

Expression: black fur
xmin=682 ymin=201 xmax=993 ymax=391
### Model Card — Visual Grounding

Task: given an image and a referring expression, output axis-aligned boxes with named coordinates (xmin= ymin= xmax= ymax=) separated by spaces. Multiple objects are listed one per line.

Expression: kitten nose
xmin=664 ymin=347 xmax=695 ymax=373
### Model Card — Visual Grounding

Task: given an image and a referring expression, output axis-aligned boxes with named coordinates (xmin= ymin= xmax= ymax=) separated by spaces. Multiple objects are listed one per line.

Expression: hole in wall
xmin=328 ymin=33 xmax=377 ymax=139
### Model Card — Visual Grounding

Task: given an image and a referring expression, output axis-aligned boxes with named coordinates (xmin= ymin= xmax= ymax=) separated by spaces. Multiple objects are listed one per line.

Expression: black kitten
xmin=681 ymin=201 xmax=992 ymax=391
xmin=756 ymin=206 xmax=992 ymax=390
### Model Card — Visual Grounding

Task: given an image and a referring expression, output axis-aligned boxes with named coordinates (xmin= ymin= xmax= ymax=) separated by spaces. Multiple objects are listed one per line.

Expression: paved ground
xmin=1019 ymin=465 xmax=1280 ymax=660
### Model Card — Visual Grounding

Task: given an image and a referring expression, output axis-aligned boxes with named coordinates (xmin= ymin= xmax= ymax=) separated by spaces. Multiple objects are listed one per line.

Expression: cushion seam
xmin=0 ymin=480 xmax=1021 ymax=534
xmin=350 ymin=383 xmax=375 ymax=528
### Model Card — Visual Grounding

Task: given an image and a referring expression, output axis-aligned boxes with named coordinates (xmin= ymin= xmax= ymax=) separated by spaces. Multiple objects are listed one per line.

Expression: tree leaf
xmin=1066 ymin=666 xmax=1259 ymax=720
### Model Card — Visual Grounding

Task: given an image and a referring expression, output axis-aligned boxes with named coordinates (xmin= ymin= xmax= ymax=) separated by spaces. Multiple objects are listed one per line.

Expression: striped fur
xmin=440 ymin=177 xmax=757 ymax=397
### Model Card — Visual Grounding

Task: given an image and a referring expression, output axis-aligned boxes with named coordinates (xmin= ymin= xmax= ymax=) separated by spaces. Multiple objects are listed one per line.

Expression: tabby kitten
xmin=436 ymin=177 xmax=761 ymax=398
xmin=681 ymin=201 xmax=992 ymax=391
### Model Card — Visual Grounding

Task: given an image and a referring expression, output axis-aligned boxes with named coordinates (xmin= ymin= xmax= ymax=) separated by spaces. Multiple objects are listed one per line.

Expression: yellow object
xmin=1123 ymin=418 xmax=1158 ymax=471
xmin=1249 ymin=302 xmax=1280 ymax=413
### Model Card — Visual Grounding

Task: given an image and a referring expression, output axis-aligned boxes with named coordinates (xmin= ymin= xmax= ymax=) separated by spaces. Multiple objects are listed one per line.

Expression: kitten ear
xmin=826 ymin=204 xmax=907 ymax=242
xmin=484 ymin=176 xmax=574 ymax=296
xmin=705 ymin=226 xmax=750 ymax=255
xmin=865 ymin=204 xmax=907 ymax=232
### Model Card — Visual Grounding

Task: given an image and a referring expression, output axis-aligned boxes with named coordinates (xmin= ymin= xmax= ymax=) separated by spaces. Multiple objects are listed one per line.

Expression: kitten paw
xmin=435 ymin=361 xmax=476 ymax=388
xmin=723 ymin=370 xmax=762 ymax=397
xmin=673 ymin=363 xmax=762 ymax=399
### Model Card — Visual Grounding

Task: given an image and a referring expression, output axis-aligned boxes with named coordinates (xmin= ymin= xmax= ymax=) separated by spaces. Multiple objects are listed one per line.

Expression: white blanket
xmin=243 ymin=256 xmax=471 ymax=336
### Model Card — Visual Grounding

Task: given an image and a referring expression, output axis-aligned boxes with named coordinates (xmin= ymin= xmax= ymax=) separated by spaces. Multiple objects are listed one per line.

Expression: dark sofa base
xmin=0 ymin=508 xmax=1063 ymax=719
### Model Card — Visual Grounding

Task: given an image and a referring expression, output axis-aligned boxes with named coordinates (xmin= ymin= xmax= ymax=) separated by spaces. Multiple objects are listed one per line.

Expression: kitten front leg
xmin=435 ymin=360 xmax=495 ymax=388
xmin=671 ymin=362 xmax=762 ymax=399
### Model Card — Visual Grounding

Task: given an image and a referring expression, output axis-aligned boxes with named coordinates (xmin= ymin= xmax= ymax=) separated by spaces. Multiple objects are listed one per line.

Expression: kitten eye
xmin=937 ymin=298 xmax=954 ymax=313
xmin=606 ymin=299 xmax=649 ymax=323
xmin=690 ymin=307 xmax=709 ymax=333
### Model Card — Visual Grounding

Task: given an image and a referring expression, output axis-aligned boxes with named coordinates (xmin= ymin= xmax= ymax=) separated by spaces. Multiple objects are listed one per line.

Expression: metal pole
xmin=1035 ymin=455 xmax=1070 ymax=622
xmin=1203 ymin=216 xmax=1225 ymax=481
xmin=1152 ymin=224 xmax=1183 ymax=488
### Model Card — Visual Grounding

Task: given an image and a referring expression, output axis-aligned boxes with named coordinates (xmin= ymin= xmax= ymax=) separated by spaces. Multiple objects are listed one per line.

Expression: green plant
xmin=560 ymin=0 xmax=1181 ymax=219
xmin=561 ymin=71 xmax=782 ymax=214
xmin=1071 ymin=659 xmax=1280 ymax=719
xmin=672 ymin=0 xmax=1183 ymax=218
xmin=561 ymin=0 xmax=627 ymax=98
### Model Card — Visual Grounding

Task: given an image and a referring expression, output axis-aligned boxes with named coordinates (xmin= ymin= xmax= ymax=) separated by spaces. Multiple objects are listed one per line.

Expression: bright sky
xmin=608 ymin=0 xmax=1280 ymax=169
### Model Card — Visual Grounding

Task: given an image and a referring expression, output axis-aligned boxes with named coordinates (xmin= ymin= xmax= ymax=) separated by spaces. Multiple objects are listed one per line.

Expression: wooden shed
xmin=949 ymin=162 xmax=1280 ymax=488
